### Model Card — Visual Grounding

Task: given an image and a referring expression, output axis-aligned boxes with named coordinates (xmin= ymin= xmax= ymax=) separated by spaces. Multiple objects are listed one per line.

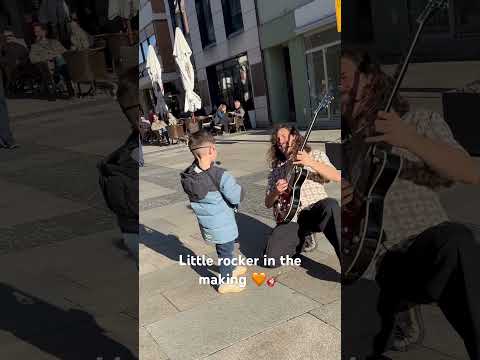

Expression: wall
xmin=256 ymin=0 xmax=313 ymax=25
xmin=288 ymin=37 xmax=309 ymax=125
xmin=185 ymin=0 xmax=269 ymax=126
xmin=264 ymin=46 xmax=289 ymax=123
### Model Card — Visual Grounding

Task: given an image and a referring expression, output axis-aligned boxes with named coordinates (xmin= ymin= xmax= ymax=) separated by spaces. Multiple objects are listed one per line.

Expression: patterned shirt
xmin=363 ymin=110 xmax=466 ymax=279
xmin=266 ymin=150 xmax=334 ymax=222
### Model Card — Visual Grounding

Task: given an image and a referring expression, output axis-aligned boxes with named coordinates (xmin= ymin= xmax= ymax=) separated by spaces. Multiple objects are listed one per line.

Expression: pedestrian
xmin=180 ymin=130 xmax=247 ymax=294
xmin=0 ymin=71 xmax=18 ymax=149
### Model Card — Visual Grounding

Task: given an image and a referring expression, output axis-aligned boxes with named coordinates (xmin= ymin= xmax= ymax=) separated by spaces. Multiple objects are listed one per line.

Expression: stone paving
xmin=139 ymin=128 xmax=477 ymax=360
xmin=0 ymin=96 xmax=138 ymax=359
xmin=139 ymin=130 xmax=342 ymax=360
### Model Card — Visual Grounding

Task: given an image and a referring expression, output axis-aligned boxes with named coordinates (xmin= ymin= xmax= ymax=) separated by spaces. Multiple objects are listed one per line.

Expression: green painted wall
xmin=259 ymin=13 xmax=295 ymax=50
xmin=256 ymin=0 xmax=314 ymax=25
xmin=288 ymin=37 xmax=309 ymax=126
xmin=264 ymin=47 xmax=290 ymax=123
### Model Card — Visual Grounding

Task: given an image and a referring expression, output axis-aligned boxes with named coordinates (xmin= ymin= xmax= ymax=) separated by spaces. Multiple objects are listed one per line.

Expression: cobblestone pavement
xmin=0 ymin=96 xmax=138 ymax=359
xmin=139 ymin=130 xmax=342 ymax=360
xmin=139 ymin=129 xmax=474 ymax=360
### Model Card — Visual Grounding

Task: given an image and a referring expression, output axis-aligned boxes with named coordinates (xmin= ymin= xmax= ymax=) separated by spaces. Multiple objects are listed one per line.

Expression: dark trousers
xmin=0 ymin=95 xmax=15 ymax=147
xmin=34 ymin=62 xmax=74 ymax=97
xmin=374 ymin=222 xmax=480 ymax=359
xmin=296 ymin=197 xmax=341 ymax=258
xmin=216 ymin=241 xmax=235 ymax=279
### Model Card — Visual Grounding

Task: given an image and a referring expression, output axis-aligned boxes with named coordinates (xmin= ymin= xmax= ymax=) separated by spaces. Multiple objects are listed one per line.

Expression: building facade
xmin=139 ymin=0 xmax=182 ymax=115
xmin=257 ymin=0 xmax=340 ymax=129
xmin=181 ymin=0 xmax=269 ymax=128
xmin=344 ymin=0 xmax=480 ymax=115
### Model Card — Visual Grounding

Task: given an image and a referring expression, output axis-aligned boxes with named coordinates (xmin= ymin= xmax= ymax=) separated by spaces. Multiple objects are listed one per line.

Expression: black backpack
xmin=97 ymin=132 xmax=139 ymax=232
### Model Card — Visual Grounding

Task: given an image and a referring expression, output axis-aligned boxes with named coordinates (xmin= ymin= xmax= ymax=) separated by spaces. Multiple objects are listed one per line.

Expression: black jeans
xmin=374 ymin=222 xmax=480 ymax=359
xmin=296 ymin=197 xmax=341 ymax=258
xmin=0 ymin=95 xmax=15 ymax=147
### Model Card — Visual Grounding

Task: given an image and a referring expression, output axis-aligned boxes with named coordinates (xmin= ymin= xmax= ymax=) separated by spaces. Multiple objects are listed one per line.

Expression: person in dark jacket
xmin=180 ymin=130 xmax=247 ymax=294
xmin=98 ymin=66 xmax=140 ymax=263
xmin=0 ymin=70 xmax=17 ymax=149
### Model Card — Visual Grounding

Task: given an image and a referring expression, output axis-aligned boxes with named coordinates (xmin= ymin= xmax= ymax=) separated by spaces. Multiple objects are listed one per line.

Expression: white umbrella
xmin=146 ymin=45 xmax=168 ymax=118
xmin=173 ymin=27 xmax=202 ymax=114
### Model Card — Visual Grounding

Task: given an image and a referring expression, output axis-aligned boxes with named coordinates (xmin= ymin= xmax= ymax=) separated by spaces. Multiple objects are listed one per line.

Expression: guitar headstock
xmin=314 ymin=92 xmax=335 ymax=115
xmin=417 ymin=0 xmax=449 ymax=24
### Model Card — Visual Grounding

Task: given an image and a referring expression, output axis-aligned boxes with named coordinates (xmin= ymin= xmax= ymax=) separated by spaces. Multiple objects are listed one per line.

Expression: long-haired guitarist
xmin=264 ymin=125 xmax=341 ymax=254
xmin=341 ymin=47 xmax=480 ymax=358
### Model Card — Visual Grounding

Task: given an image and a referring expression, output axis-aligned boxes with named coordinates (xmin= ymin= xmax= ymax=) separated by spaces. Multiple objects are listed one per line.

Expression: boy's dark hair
xmin=189 ymin=130 xmax=215 ymax=152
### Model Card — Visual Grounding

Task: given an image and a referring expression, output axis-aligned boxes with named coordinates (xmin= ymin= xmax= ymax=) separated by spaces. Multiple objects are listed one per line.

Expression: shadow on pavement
xmin=139 ymin=225 xmax=215 ymax=281
xmin=297 ymin=254 xmax=340 ymax=283
xmin=236 ymin=213 xmax=340 ymax=283
xmin=0 ymin=282 xmax=136 ymax=359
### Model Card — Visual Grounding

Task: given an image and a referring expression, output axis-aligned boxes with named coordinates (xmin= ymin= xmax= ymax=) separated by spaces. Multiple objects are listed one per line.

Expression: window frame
xmin=195 ymin=0 xmax=216 ymax=49
xmin=221 ymin=0 xmax=244 ymax=37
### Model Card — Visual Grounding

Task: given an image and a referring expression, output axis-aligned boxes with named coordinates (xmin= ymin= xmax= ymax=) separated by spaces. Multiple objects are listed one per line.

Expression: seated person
xmin=0 ymin=29 xmax=29 ymax=94
xmin=213 ymin=104 xmax=228 ymax=133
xmin=151 ymin=113 xmax=170 ymax=145
xmin=29 ymin=23 xmax=74 ymax=99
xmin=69 ymin=13 xmax=92 ymax=51
xmin=232 ymin=99 xmax=245 ymax=119
xmin=167 ymin=112 xmax=178 ymax=126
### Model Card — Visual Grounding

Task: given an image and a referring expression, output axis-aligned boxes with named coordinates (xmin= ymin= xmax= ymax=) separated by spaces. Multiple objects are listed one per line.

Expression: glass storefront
xmin=306 ymin=41 xmax=340 ymax=123
xmin=206 ymin=54 xmax=254 ymax=111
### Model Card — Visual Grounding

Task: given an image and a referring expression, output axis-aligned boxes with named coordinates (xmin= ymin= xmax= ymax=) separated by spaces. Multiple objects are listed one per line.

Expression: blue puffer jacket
xmin=180 ymin=162 xmax=244 ymax=244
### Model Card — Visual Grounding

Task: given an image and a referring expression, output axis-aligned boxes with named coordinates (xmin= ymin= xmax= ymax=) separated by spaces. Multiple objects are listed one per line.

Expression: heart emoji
xmin=266 ymin=277 xmax=276 ymax=287
xmin=252 ymin=272 xmax=266 ymax=286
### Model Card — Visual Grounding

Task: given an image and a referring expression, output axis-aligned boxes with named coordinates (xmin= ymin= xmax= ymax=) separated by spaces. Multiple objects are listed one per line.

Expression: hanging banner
xmin=336 ymin=0 xmax=341 ymax=32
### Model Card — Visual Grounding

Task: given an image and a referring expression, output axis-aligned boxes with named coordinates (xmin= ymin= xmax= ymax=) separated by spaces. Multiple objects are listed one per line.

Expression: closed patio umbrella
xmin=146 ymin=44 xmax=168 ymax=119
xmin=173 ymin=27 xmax=201 ymax=115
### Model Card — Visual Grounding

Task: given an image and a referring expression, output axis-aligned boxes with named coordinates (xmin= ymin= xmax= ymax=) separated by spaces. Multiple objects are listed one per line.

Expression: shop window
xmin=207 ymin=55 xmax=254 ymax=111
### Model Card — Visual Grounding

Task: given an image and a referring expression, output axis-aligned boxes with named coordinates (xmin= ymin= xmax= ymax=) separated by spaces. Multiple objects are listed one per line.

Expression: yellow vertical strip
xmin=336 ymin=0 xmax=341 ymax=32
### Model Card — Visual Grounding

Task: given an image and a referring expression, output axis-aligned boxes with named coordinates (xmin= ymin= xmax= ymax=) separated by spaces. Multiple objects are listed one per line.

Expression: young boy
xmin=180 ymin=130 xmax=247 ymax=294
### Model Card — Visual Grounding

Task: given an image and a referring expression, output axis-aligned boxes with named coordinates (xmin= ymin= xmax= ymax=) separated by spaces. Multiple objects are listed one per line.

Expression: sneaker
xmin=218 ymin=283 xmax=247 ymax=294
xmin=302 ymin=233 xmax=318 ymax=253
xmin=389 ymin=306 xmax=425 ymax=352
xmin=232 ymin=266 xmax=247 ymax=277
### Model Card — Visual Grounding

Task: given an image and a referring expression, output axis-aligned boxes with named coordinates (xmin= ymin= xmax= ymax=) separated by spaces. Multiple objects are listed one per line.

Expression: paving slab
xmin=140 ymin=292 xmax=179 ymax=326
xmin=309 ymin=300 xmax=341 ymax=331
xmin=147 ymin=284 xmax=319 ymax=360
xmin=276 ymin=258 xmax=340 ymax=305
xmin=0 ymin=179 xmax=88 ymax=228
xmin=386 ymin=347 xmax=458 ymax=360
xmin=420 ymin=305 xmax=469 ymax=359
xmin=204 ymin=313 xmax=340 ymax=360
xmin=140 ymin=327 xmax=169 ymax=360
xmin=140 ymin=181 xmax=177 ymax=201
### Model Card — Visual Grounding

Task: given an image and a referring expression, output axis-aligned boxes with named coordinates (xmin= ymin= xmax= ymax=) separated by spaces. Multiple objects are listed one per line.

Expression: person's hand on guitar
xmin=341 ymin=179 xmax=354 ymax=207
xmin=293 ymin=151 xmax=314 ymax=167
xmin=366 ymin=111 xmax=418 ymax=149
xmin=275 ymin=179 xmax=289 ymax=195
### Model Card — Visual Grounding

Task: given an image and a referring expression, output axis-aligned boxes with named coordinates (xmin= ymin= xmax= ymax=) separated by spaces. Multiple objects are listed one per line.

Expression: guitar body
xmin=342 ymin=146 xmax=403 ymax=283
xmin=274 ymin=167 xmax=309 ymax=224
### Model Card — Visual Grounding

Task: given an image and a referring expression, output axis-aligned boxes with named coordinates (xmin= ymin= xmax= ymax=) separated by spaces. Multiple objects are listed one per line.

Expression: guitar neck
xmin=299 ymin=103 xmax=323 ymax=152
xmin=384 ymin=19 xmax=427 ymax=113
